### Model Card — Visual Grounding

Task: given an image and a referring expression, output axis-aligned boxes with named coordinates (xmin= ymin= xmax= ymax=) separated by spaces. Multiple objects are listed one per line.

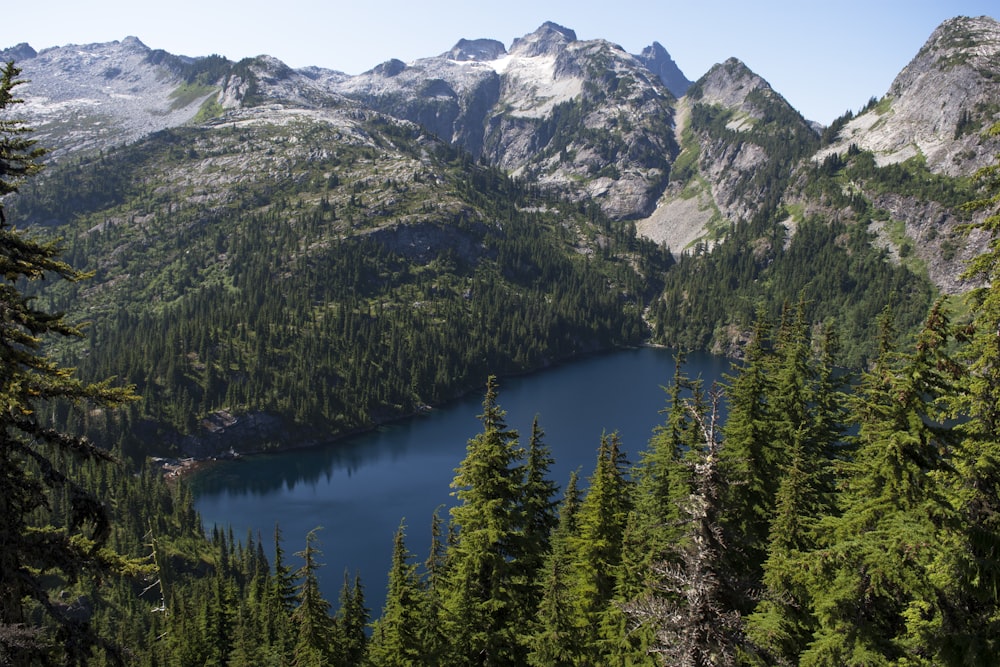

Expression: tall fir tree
xmin=720 ymin=311 xmax=779 ymax=580
xmin=744 ymin=304 xmax=845 ymax=664
xmin=368 ymin=521 xmax=424 ymax=666
xmin=565 ymin=432 xmax=633 ymax=664
xmin=441 ymin=375 xmax=526 ymax=665
xmin=290 ymin=528 xmax=337 ymax=667
xmin=415 ymin=508 xmax=450 ymax=663
xmin=0 ymin=60 xmax=138 ymax=666
xmin=801 ymin=303 xmax=962 ymax=665
xmin=627 ymin=356 xmax=705 ymax=588
xmin=332 ymin=571 xmax=368 ymax=666
xmin=625 ymin=385 xmax=748 ymax=665
xmin=527 ymin=470 xmax=584 ymax=667
xmin=512 ymin=416 xmax=560 ymax=615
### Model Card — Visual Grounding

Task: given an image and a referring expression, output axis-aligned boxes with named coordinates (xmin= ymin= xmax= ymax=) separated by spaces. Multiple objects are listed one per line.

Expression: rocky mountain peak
xmin=689 ymin=57 xmax=772 ymax=112
xmin=635 ymin=41 xmax=691 ymax=98
xmin=371 ymin=58 xmax=407 ymax=77
xmin=1 ymin=42 xmax=38 ymax=61
xmin=509 ymin=22 xmax=577 ymax=57
xmin=818 ymin=14 xmax=1000 ymax=176
xmin=444 ymin=38 xmax=507 ymax=62
xmin=119 ymin=35 xmax=151 ymax=53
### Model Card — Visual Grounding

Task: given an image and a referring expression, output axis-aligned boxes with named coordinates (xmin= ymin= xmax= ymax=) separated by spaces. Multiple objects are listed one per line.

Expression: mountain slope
xmin=332 ymin=22 xmax=680 ymax=220
xmin=12 ymin=103 xmax=663 ymax=458
xmin=3 ymin=37 xmax=218 ymax=157
xmin=816 ymin=15 xmax=1000 ymax=176
xmin=637 ymin=57 xmax=819 ymax=253
xmin=801 ymin=15 xmax=1000 ymax=293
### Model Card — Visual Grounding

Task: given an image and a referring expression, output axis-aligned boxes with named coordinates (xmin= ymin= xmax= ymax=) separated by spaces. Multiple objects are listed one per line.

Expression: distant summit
xmin=445 ymin=38 xmax=507 ymax=62
xmin=635 ymin=41 xmax=691 ymax=98
xmin=0 ymin=42 xmax=38 ymax=61
xmin=509 ymin=21 xmax=577 ymax=57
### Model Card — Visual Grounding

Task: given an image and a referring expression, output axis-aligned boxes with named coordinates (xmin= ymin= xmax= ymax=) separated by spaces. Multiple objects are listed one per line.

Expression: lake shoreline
xmin=160 ymin=343 xmax=671 ymax=479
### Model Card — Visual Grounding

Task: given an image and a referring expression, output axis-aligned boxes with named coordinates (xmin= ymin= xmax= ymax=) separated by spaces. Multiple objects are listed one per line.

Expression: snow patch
xmin=486 ymin=54 xmax=582 ymax=118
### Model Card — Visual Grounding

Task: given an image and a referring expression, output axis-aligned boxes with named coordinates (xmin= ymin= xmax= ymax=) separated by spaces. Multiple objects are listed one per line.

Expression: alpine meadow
xmin=2 ymin=13 xmax=1000 ymax=666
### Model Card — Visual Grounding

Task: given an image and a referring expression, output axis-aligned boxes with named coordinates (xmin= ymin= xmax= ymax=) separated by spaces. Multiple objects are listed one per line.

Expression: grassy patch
xmin=169 ymin=82 xmax=219 ymax=110
xmin=191 ymin=94 xmax=225 ymax=123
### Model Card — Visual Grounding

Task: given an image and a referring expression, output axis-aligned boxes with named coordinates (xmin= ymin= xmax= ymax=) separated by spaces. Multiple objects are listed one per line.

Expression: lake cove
xmin=190 ymin=346 xmax=728 ymax=615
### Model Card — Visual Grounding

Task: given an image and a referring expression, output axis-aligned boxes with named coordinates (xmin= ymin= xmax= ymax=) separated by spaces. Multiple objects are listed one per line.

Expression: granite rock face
xmin=816 ymin=15 xmax=1000 ymax=176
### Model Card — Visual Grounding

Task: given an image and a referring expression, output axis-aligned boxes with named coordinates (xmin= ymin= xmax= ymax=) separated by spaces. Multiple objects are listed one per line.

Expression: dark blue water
xmin=190 ymin=347 xmax=727 ymax=614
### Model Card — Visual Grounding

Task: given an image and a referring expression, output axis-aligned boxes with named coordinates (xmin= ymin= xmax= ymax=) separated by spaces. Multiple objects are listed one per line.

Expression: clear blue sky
xmin=3 ymin=0 xmax=997 ymax=125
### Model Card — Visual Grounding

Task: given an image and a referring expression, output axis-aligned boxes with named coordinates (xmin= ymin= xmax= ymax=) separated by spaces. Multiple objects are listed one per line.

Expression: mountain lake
xmin=190 ymin=346 xmax=729 ymax=615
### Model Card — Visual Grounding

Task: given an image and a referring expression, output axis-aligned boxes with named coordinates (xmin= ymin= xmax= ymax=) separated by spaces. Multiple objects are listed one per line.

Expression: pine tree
xmin=261 ymin=524 xmax=296 ymax=661
xmin=441 ymin=375 xmax=526 ymax=664
xmin=627 ymin=357 xmax=704 ymax=587
xmin=625 ymin=385 xmax=748 ymax=666
xmin=566 ymin=432 xmax=633 ymax=664
xmin=290 ymin=528 xmax=336 ymax=667
xmin=0 ymin=60 xmax=138 ymax=666
xmin=720 ymin=311 xmax=779 ymax=578
xmin=745 ymin=307 xmax=845 ymax=664
xmin=801 ymin=303 xmax=961 ymax=665
xmin=368 ymin=521 xmax=424 ymax=665
xmin=512 ymin=416 xmax=559 ymax=614
xmin=527 ymin=470 xmax=583 ymax=667
xmin=415 ymin=507 xmax=450 ymax=663
xmin=332 ymin=571 xmax=367 ymax=666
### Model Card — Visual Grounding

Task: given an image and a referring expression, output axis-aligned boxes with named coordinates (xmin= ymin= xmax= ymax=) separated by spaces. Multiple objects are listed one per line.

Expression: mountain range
xmin=2 ymin=15 xmax=998 ymax=455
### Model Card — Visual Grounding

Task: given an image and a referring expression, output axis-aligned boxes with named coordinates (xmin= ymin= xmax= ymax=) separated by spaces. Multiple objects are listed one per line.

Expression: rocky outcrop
xmin=869 ymin=192 xmax=988 ymax=294
xmin=13 ymin=37 xmax=214 ymax=157
xmin=638 ymin=58 xmax=818 ymax=253
xmin=445 ymin=38 xmax=507 ymax=62
xmin=0 ymin=42 xmax=37 ymax=61
xmin=817 ymin=15 xmax=1000 ymax=176
xmin=509 ymin=22 xmax=577 ymax=57
xmin=635 ymin=41 xmax=692 ymax=98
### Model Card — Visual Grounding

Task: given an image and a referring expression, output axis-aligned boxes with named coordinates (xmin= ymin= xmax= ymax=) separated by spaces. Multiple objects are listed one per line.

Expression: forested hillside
xmin=10 ymin=109 xmax=666 ymax=459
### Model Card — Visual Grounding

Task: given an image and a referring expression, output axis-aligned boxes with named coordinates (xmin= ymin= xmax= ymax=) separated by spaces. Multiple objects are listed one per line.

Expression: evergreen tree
xmin=566 ymin=432 xmax=633 ymax=664
xmin=441 ymin=375 xmax=526 ymax=665
xmin=528 ymin=470 xmax=583 ymax=667
xmin=415 ymin=508 xmax=450 ymax=663
xmin=261 ymin=524 xmax=297 ymax=661
xmin=745 ymin=305 xmax=845 ymax=664
xmin=720 ymin=311 xmax=779 ymax=580
xmin=627 ymin=357 xmax=704 ymax=587
xmin=0 ymin=60 xmax=138 ymax=666
xmin=610 ymin=361 xmax=707 ymax=667
xmin=368 ymin=521 xmax=424 ymax=665
xmin=290 ymin=528 xmax=336 ymax=667
xmin=512 ymin=416 xmax=560 ymax=614
xmin=625 ymin=386 xmax=748 ymax=666
xmin=801 ymin=303 xmax=961 ymax=665
xmin=332 ymin=571 xmax=368 ymax=666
